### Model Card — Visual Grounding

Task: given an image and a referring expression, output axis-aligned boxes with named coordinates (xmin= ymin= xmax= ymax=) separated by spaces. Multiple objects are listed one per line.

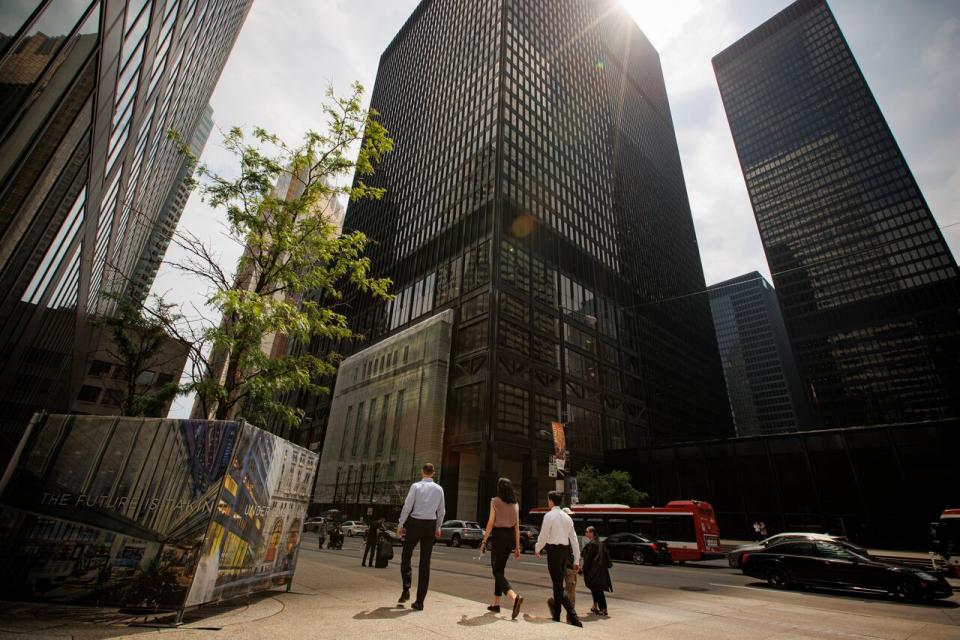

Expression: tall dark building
xmin=708 ymin=272 xmax=810 ymax=435
xmin=713 ymin=0 xmax=960 ymax=428
xmin=297 ymin=0 xmax=732 ymax=520
xmin=0 ymin=0 xmax=251 ymax=459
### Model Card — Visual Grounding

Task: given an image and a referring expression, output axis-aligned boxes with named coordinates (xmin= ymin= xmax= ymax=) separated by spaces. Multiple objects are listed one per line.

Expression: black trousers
xmin=362 ymin=541 xmax=377 ymax=566
xmin=546 ymin=544 xmax=577 ymax=620
xmin=490 ymin=527 xmax=514 ymax=596
xmin=591 ymin=588 xmax=607 ymax=611
xmin=400 ymin=517 xmax=436 ymax=603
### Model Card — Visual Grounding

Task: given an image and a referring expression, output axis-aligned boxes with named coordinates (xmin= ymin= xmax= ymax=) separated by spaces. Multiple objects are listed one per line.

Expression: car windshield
xmin=838 ymin=541 xmax=872 ymax=559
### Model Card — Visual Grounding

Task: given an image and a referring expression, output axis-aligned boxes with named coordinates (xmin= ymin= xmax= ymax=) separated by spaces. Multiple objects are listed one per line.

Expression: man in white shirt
xmin=397 ymin=462 xmax=445 ymax=610
xmin=534 ymin=491 xmax=583 ymax=627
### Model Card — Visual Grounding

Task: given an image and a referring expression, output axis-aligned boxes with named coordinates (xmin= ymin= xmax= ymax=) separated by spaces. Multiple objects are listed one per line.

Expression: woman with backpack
xmin=581 ymin=526 xmax=613 ymax=617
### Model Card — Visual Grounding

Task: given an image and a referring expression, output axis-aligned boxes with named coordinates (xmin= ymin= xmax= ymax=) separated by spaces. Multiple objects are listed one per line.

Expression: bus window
xmin=608 ymin=518 xmax=628 ymax=535
xmin=572 ymin=516 xmax=588 ymax=536
xmin=629 ymin=517 xmax=654 ymax=537
xmin=655 ymin=515 xmax=696 ymax=542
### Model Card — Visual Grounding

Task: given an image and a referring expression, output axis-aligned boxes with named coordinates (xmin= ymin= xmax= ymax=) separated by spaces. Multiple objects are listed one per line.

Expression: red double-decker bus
xmin=529 ymin=500 xmax=722 ymax=562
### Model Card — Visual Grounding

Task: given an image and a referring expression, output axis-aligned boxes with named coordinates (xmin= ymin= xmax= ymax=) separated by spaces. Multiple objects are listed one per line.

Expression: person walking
xmin=362 ymin=518 xmax=382 ymax=567
xmin=561 ymin=507 xmax=578 ymax=608
xmin=535 ymin=491 xmax=582 ymax=627
xmin=753 ymin=521 xmax=761 ymax=542
xmin=317 ymin=519 xmax=328 ymax=549
xmin=480 ymin=477 xmax=524 ymax=619
xmin=581 ymin=526 xmax=613 ymax=616
xmin=397 ymin=462 xmax=445 ymax=611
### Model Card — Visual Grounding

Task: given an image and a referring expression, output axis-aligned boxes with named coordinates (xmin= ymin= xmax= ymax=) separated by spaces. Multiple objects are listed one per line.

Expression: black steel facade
xmin=708 ymin=272 xmax=811 ymax=435
xmin=608 ymin=419 xmax=960 ymax=550
xmin=296 ymin=0 xmax=732 ymax=518
xmin=0 ymin=0 xmax=250 ymax=462
xmin=713 ymin=0 xmax=960 ymax=429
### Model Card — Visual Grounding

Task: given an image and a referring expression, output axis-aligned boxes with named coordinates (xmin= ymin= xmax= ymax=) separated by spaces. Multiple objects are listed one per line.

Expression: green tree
xmin=575 ymin=466 xmax=650 ymax=506
xmin=96 ymin=297 xmax=182 ymax=417
xmin=162 ymin=82 xmax=393 ymax=428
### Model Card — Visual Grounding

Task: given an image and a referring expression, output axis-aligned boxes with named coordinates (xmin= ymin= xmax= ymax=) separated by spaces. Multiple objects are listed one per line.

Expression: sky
xmin=155 ymin=0 xmax=960 ymax=418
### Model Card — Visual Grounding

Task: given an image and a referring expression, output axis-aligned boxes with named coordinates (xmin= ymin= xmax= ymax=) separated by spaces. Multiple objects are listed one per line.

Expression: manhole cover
xmin=678 ymin=586 xmax=709 ymax=592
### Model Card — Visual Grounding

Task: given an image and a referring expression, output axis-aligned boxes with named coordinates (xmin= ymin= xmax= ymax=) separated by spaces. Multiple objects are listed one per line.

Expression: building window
xmin=497 ymin=383 xmax=528 ymax=435
xmin=77 ymin=385 xmax=101 ymax=403
xmin=88 ymin=360 xmax=112 ymax=377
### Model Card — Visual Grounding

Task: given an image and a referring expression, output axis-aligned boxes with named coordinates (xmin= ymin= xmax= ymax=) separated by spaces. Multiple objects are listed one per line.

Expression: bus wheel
xmin=632 ymin=551 xmax=648 ymax=565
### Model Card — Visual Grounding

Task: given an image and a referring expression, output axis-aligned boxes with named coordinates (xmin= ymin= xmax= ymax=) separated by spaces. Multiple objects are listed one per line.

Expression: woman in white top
xmin=480 ymin=477 xmax=524 ymax=619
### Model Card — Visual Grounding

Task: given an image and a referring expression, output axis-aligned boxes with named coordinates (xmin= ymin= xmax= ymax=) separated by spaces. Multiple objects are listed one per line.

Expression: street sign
xmin=548 ymin=456 xmax=557 ymax=478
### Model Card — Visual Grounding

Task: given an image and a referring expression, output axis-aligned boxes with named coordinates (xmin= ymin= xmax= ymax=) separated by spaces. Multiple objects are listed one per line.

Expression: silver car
xmin=439 ymin=520 xmax=483 ymax=547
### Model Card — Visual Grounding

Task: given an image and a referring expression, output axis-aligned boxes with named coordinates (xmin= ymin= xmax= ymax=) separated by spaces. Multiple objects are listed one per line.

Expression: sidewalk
xmin=1 ymin=549 xmax=958 ymax=639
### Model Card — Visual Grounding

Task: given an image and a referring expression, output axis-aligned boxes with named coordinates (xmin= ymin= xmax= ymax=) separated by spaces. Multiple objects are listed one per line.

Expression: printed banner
xmin=0 ymin=414 xmax=317 ymax=610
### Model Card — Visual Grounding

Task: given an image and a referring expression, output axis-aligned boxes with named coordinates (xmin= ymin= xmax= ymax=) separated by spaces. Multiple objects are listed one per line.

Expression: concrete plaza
xmin=1 ymin=534 xmax=957 ymax=639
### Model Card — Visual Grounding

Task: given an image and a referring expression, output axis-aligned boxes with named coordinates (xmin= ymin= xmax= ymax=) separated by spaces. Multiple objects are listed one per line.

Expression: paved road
xmin=303 ymin=533 xmax=960 ymax=629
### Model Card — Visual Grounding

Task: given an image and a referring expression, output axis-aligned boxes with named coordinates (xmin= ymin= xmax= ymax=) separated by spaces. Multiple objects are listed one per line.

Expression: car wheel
xmin=632 ymin=551 xmax=647 ymax=565
xmin=766 ymin=566 xmax=792 ymax=590
xmin=452 ymin=534 xmax=462 ymax=548
xmin=892 ymin=579 xmax=919 ymax=602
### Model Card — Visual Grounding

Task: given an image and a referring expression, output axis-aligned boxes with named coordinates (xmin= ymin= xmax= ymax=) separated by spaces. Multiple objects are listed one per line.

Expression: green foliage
xmin=167 ymin=82 xmax=393 ymax=427
xmin=95 ymin=296 xmax=182 ymax=417
xmin=576 ymin=466 xmax=649 ymax=506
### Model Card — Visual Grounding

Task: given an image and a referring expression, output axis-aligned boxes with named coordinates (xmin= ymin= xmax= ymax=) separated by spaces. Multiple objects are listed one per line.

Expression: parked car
xmin=740 ymin=539 xmax=953 ymax=602
xmin=439 ymin=520 xmax=483 ymax=547
xmin=303 ymin=517 xmax=328 ymax=533
xmin=383 ymin=522 xmax=404 ymax=546
xmin=603 ymin=532 xmax=672 ymax=565
xmin=341 ymin=521 xmax=368 ymax=537
xmin=728 ymin=532 xmax=845 ymax=568
xmin=519 ymin=525 xmax=539 ymax=553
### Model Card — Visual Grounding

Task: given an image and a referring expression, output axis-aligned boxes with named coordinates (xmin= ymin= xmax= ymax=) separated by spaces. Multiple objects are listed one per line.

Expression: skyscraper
xmin=298 ymin=0 xmax=732 ymax=520
xmin=708 ymin=272 xmax=810 ymax=435
xmin=713 ymin=0 xmax=960 ymax=428
xmin=0 ymin=0 xmax=251 ymax=459
xmin=129 ymin=104 xmax=214 ymax=303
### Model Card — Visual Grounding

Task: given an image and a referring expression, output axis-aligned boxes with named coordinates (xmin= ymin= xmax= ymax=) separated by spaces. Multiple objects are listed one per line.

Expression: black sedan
xmin=603 ymin=532 xmax=672 ymax=565
xmin=741 ymin=539 xmax=953 ymax=602
xmin=728 ymin=532 xmax=843 ymax=568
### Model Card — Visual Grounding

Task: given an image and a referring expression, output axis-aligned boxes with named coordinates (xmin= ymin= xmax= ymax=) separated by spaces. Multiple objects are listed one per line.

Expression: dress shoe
xmin=398 ymin=589 xmax=410 ymax=603
xmin=547 ymin=597 xmax=559 ymax=621
xmin=411 ymin=601 xmax=424 ymax=611
xmin=567 ymin=614 xmax=583 ymax=627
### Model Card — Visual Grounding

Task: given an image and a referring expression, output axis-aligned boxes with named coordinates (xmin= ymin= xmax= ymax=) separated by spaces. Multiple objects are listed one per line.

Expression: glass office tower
xmin=708 ymin=272 xmax=810 ymax=436
xmin=713 ymin=0 xmax=960 ymax=428
xmin=0 ymin=0 xmax=251 ymax=461
xmin=298 ymin=0 xmax=732 ymax=519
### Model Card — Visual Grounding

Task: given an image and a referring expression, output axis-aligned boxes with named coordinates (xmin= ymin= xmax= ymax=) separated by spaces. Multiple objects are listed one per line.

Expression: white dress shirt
xmin=398 ymin=477 xmax=445 ymax=527
xmin=535 ymin=506 xmax=581 ymax=564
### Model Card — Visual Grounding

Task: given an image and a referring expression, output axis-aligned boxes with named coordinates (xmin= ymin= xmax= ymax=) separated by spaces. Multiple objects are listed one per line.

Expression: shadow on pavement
xmin=353 ymin=606 xmax=416 ymax=620
xmin=457 ymin=612 xmax=502 ymax=626
xmin=520 ymin=612 xmax=555 ymax=624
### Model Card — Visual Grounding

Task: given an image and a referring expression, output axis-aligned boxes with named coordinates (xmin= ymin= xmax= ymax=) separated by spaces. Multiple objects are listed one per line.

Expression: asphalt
xmin=0 ymin=533 xmax=957 ymax=639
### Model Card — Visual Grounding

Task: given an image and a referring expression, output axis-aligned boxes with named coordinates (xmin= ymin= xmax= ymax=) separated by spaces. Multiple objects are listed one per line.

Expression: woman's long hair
xmin=497 ymin=477 xmax=517 ymax=504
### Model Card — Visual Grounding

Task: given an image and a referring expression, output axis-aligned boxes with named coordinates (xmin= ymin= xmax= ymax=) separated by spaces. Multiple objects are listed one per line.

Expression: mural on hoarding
xmin=0 ymin=415 xmax=317 ymax=610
